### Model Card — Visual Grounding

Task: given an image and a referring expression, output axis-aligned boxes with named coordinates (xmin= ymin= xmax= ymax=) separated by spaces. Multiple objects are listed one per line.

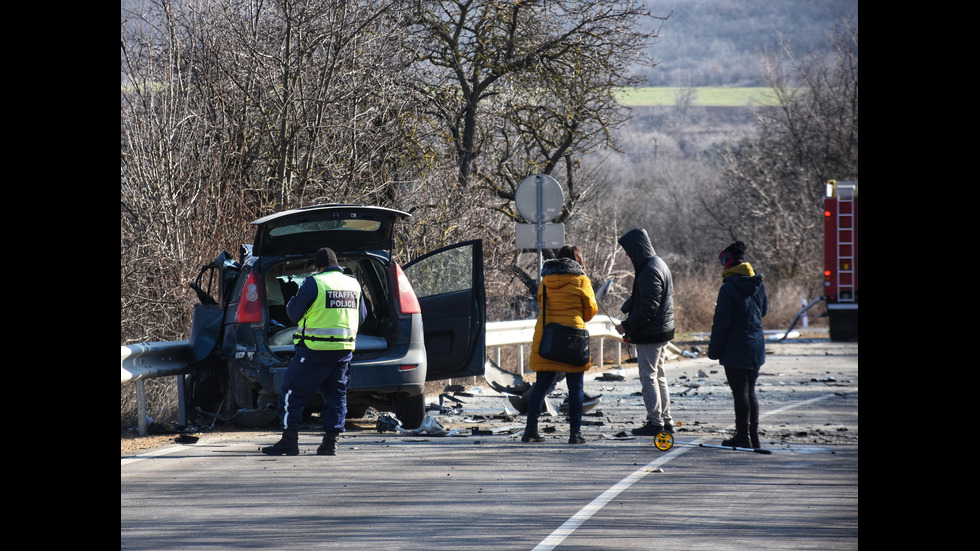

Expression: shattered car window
xmin=407 ymin=245 xmax=473 ymax=298
xmin=268 ymin=218 xmax=382 ymax=237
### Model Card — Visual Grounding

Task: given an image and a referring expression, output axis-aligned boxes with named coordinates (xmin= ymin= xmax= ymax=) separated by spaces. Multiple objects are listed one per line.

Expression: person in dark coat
xmin=708 ymin=241 xmax=769 ymax=449
xmin=614 ymin=229 xmax=676 ymax=436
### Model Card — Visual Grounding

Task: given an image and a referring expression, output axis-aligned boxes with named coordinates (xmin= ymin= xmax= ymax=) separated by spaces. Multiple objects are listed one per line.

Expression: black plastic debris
xmin=483 ymin=358 xmax=531 ymax=396
xmin=559 ymin=394 xmax=602 ymax=414
xmin=376 ymin=412 xmax=402 ymax=433
xmin=601 ymin=431 xmax=636 ymax=440
xmin=471 ymin=425 xmax=523 ymax=436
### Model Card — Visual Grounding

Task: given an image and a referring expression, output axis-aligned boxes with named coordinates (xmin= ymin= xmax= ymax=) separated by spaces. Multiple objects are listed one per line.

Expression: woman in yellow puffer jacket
xmin=523 ymin=245 xmax=598 ymax=444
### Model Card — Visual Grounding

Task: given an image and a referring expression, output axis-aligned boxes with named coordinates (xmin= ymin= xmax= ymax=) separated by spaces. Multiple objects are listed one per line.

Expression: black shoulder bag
xmin=537 ymin=286 xmax=591 ymax=366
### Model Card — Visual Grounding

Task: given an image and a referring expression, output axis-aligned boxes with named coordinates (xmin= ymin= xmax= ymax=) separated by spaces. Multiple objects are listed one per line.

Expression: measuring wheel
xmin=654 ymin=431 xmax=674 ymax=451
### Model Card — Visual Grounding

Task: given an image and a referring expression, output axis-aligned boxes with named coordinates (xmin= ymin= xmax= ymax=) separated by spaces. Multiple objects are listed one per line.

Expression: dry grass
xmin=673 ymin=269 xmax=826 ymax=336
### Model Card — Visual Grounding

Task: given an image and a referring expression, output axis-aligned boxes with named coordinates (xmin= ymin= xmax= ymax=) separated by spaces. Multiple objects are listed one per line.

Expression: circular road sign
xmin=515 ymin=174 xmax=563 ymax=223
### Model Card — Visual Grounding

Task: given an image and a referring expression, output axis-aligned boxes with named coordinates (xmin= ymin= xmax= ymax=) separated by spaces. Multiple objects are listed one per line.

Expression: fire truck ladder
xmin=835 ymin=183 xmax=857 ymax=303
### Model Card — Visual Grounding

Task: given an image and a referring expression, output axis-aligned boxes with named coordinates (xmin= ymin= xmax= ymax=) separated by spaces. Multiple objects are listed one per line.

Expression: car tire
xmin=395 ymin=393 xmax=425 ymax=430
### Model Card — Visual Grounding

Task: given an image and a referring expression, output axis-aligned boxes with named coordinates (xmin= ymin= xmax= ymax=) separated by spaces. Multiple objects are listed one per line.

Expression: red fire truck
xmin=823 ymin=180 xmax=858 ymax=341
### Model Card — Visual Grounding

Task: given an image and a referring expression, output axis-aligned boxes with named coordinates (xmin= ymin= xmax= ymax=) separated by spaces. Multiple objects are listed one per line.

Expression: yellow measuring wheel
xmin=652 ymin=427 xmax=773 ymax=455
xmin=654 ymin=431 xmax=674 ymax=451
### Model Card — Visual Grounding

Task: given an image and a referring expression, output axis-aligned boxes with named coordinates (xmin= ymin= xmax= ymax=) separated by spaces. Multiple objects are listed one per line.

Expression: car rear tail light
xmin=235 ymin=271 xmax=264 ymax=323
xmin=399 ymin=364 xmax=419 ymax=372
xmin=392 ymin=262 xmax=421 ymax=314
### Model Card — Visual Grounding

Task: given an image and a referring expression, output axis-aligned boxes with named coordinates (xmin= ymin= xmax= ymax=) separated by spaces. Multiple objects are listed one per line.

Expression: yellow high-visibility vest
xmin=294 ymin=270 xmax=361 ymax=351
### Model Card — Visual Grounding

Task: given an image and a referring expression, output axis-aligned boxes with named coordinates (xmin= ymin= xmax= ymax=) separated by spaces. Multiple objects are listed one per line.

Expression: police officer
xmin=262 ymin=247 xmax=366 ymax=456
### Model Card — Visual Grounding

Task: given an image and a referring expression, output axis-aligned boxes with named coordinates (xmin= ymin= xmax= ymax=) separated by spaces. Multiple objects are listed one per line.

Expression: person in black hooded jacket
xmin=708 ymin=241 xmax=769 ymax=449
xmin=615 ymin=229 xmax=676 ymax=436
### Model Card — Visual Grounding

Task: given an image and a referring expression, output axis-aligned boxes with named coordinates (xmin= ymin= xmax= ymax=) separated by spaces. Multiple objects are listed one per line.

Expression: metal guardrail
xmin=121 ymin=340 xmax=196 ymax=435
xmin=120 ymin=315 xmax=627 ymax=384
xmin=121 ymin=340 xmax=194 ymax=384
xmin=484 ymin=315 xmax=626 ymax=374
xmin=484 ymin=314 xmax=623 ymax=346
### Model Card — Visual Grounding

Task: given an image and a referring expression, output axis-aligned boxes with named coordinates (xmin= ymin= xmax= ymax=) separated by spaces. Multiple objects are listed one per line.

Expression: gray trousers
xmin=636 ymin=341 xmax=672 ymax=426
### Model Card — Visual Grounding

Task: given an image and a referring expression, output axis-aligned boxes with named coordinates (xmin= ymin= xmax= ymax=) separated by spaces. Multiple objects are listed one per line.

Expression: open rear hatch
xmin=251 ymin=204 xmax=410 ymax=256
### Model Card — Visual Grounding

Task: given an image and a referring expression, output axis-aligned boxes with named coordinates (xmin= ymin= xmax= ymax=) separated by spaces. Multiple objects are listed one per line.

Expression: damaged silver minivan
xmin=185 ymin=205 xmax=486 ymax=429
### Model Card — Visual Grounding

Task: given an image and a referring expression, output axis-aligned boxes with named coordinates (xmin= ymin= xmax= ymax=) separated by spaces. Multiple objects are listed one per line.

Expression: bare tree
xmin=121 ymin=0 xmax=427 ymax=344
xmin=399 ymin=1 xmax=666 ymax=306
xmin=405 ymin=0 xmax=665 ymax=189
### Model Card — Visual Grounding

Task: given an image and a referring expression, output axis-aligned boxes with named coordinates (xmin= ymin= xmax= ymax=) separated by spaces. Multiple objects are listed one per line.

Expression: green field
xmin=614 ymin=87 xmax=781 ymax=107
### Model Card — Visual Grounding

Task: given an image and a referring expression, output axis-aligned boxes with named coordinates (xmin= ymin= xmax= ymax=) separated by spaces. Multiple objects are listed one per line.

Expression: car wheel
xmin=395 ymin=393 xmax=425 ymax=430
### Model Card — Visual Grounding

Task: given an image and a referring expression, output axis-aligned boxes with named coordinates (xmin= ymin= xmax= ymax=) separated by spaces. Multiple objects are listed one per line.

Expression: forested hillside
xmin=120 ymin=0 xmax=858 ymax=89
xmin=636 ymin=0 xmax=858 ymax=87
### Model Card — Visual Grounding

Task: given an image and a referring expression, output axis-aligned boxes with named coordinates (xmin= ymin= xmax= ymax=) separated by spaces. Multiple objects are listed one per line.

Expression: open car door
xmin=403 ymin=240 xmax=486 ymax=381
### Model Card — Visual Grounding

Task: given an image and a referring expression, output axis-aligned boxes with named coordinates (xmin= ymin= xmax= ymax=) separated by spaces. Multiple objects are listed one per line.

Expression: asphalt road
xmin=121 ymin=336 xmax=858 ymax=550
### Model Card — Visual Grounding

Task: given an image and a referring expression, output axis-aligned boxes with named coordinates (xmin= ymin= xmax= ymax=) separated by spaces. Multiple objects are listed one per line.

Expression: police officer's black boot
xmin=262 ymin=429 xmax=299 ymax=456
xmin=317 ymin=432 xmax=339 ymax=456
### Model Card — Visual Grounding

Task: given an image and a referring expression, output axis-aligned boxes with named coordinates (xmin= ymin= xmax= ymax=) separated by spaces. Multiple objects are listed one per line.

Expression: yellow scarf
xmin=722 ymin=262 xmax=755 ymax=280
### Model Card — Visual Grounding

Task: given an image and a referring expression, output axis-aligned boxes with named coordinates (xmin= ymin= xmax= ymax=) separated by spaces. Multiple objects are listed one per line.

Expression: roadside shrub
xmin=672 ymin=266 xmax=825 ymax=337
xmin=672 ymin=268 xmax=718 ymax=335
xmin=121 ymin=378 xmax=180 ymax=431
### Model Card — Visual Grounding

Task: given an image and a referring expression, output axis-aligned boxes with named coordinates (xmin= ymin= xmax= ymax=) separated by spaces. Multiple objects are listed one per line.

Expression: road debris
xmin=483 ymin=358 xmax=530 ymax=395
xmin=470 ymin=425 xmax=524 ymax=436
xmin=483 ymin=359 xmax=601 ymax=416
xmin=377 ymin=412 xmax=465 ymax=437
xmin=601 ymin=431 xmax=636 ymax=440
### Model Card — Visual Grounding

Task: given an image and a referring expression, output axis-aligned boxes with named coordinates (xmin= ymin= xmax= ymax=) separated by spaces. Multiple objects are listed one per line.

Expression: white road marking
xmin=532 ymin=392 xmax=842 ymax=550
xmin=121 ymin=444 xmax=187 ymax=466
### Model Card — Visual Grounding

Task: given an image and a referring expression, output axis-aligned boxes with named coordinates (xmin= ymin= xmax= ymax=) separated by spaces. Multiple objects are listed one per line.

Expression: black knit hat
xmin=725 ymin=241 xmax=748 ymax=262
xmin=314 ymin=247 xmax=339 ymax=268
xmin=719 ymin=241 xmax=748 ymax=268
